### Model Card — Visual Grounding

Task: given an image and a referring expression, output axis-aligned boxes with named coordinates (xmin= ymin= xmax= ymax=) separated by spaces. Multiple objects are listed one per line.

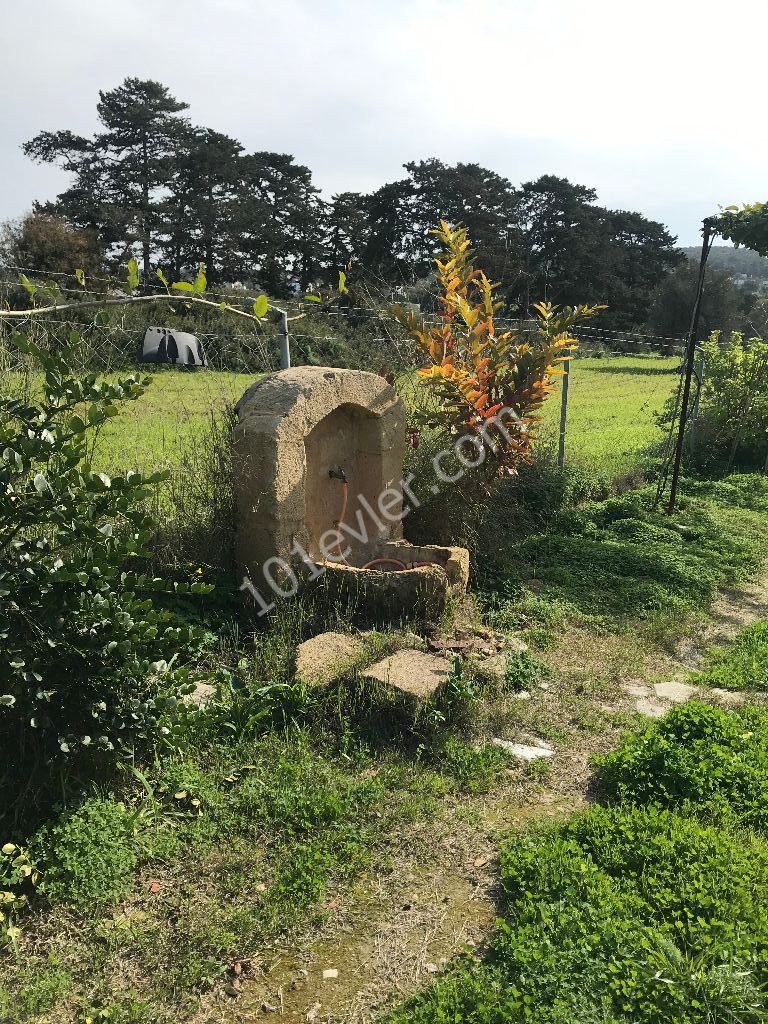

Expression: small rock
xmin=514 ymin=690 xmax=531 ymax=700
xmin=425 ymin=962 xmax=439 ymax=973
xmin=185 ymin=680 xmax=217 ymax=708
xmin=322 ymin=968 xmax=338 ymax=980
xmin=492 ymin=738 xmax=554 ymax=760
xmin=261 ymin=1002 xmax=279 ymax=1014
xmin=505 ymin=635 xmax=529 ymax=654
xmin=295 ymin=632 xmax=366 ymax=687
xmin=621 ymin=679 xmax=651 ymax=698
xmin=306 ymin=1003 xmax=321 ymax=1023
xmin=653 ymin=681 xmax=697 ymax=704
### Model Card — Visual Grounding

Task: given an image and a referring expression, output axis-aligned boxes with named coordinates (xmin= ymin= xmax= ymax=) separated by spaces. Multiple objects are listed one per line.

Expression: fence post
xmin=276 ymin=308 xmax=290 ymax=370
xmin=557 ymin=356 xmax=571 ymax=468
xmin=688 ymin=347 xmax=705 ymax=455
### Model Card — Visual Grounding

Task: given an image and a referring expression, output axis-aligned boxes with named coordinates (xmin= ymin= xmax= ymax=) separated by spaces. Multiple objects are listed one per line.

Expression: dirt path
xmin=206 ymin=570 xmax=768 ymax=1024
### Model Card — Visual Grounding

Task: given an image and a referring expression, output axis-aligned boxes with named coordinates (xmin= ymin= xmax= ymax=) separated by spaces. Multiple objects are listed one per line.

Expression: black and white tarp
xmin=141 ymin=327 xmax=208 ymax=367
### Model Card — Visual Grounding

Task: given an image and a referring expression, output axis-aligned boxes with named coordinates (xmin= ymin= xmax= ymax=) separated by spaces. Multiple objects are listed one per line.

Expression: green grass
xmin=538 ymin=354 xmax=680 ymax=478
xmin=479 ymin=475 xmax=768 ymax=640
xmin=67 ymin=353 xmax=679 ymax=481
xmin=693 ymin=619 xmax=768 ymax=691
xmin=386 ymin=701 xmax=768 ymax=1024
xmin=94 ymin=367 xmax=253 ymax=475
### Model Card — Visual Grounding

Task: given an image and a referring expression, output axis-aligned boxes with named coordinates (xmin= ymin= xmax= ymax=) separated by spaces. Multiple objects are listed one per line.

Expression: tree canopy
xmin=18 ymin=77 xmax=683 ymax=320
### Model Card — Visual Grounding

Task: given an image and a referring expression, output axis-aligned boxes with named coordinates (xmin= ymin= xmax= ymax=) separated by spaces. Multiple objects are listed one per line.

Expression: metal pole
xmin=275 ymin=308 xmax=290 ymax=370
xmin=557 ymin=356 xmax=571 ymax=468
xmin=688 ymin=347 xmax=705 ymax=456
xmin=667 ymin=218 xmax=714 ymax=513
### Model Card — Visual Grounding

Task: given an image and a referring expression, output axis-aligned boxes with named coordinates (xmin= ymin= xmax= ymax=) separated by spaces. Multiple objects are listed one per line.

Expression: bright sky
xmin=0 ymin=0 xmax=762 ymax=245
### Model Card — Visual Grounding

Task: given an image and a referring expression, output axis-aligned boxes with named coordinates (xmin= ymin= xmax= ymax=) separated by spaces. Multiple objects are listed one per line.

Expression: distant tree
xmin=515 ymin=176 xmax=681 ymax=324
xmin=235 ymin=152 xmax=327 ymax=294
xmin=327 ymin=192 xmax=371 ymax=274
xmin=0 ymin=211 xmax=102 ymax=277
xmin=159 ymin=127 xmax=243 ymax=284
xmin=24 ymin=78 xmax=190 ymax=278
xmin=363 ymin=159 xmax=522 ymax=293
xmin=648 ymin=262 xmax=755 ymax=339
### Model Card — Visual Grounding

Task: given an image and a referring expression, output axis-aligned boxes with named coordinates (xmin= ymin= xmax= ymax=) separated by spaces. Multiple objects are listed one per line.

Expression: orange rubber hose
xmin=332 ymin=481 xmax=349 ymax=563
xmin=360 ymin=557 xmax=408 ymax=571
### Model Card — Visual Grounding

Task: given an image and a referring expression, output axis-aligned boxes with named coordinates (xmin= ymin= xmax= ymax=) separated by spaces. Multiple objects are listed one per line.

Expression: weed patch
xmin=595 ymin=700 xmax=768 ymax=828
xmin=694 ymin=618 xmax=768 ymax=691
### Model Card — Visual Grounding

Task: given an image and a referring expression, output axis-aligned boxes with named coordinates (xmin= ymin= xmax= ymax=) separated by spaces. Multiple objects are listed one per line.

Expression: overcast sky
xmin=0 ymin=0 xmax=763 ymax=246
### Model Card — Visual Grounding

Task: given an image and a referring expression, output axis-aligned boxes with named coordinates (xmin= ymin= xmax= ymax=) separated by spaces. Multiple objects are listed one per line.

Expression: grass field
xmin=538 ymin=353 xmax=680 ymax=477
xmin=86 ymin=353 xmax=681 ymax=481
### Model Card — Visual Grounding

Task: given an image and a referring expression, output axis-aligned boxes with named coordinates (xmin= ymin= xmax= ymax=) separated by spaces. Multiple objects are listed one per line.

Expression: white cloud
xmin=0 ymin=0 xmax=764 ymax=243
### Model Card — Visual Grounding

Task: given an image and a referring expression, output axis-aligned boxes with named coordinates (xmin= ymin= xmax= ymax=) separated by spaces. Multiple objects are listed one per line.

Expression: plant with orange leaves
xmin=394 ymin=221 xmax=603 ymax=474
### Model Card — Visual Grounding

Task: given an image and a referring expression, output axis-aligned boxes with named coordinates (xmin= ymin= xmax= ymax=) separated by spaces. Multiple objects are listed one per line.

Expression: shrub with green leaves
xmin=658 ymin=331 xmax=768 ymax=472
xmin=0 ymin=331 xmax=211 ymax=791
xmin=693 ymin=619 xmax=768 ymax=691
xmin=595 ymin=700 xmax=768 ymax=829
xmin=387 ymin=805 xmax=768 ymax=1024
xmin=30 ymin=798 xmax=137 ymax=909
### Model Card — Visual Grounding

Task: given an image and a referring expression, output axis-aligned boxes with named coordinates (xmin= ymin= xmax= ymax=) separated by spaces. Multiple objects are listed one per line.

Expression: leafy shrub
xmin=693 ymin=619 xmax=768 ymax=691
xmin=394 ymin=221 xmax=602 ymax=477
xmin=658 ymin=331 xmax=768 ymax=472
xmin=595 ymin=700 xmax=768 ymax=828
xmin=388 ymin=805 xmax=768 ymax=1024
xmin=31 ymin=799 xmax=137 ymax=909
xmin=0 ymin=332 xmax=211 ymax=797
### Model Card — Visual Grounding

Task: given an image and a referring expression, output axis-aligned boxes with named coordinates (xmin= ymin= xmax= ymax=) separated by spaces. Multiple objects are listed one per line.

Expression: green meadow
xmin=90 ymin=353 xmax=680 ymax=481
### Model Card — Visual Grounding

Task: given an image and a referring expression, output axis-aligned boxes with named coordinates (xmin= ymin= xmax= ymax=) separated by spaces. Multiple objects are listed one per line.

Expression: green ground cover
xmin=78 ymin=354 xmax=679 ymax=481
xmin=2 ymin=474 xmax=767 ymax=1023
xmin=386 ymin=702 xmax=768 ymax=1024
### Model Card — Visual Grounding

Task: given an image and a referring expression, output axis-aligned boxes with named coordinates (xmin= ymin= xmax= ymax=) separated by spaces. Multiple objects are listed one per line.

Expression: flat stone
xmin=295 ymin=632 xmax=366 ymax=687
xmin=492 ymin=738 xmax=554 ymax=761
xmin=185 ymin=680 xmax=217 ymax=708
xmin=653 ymin=681 xmax=697 ymax=703
xmin=363 ymin=650 xmax=452 ymax=699
xmin=708 ymin=687 xmax=745 ymax=706
xmin=636 ymin=697 xmax=669 ymax=718
xmin=621 ymin=679 xmax=651 ymax=698
xmin=474 ymin=653 xmax=509 ymax=683
xmin=504 ymin=635 xmax=529 ymax=654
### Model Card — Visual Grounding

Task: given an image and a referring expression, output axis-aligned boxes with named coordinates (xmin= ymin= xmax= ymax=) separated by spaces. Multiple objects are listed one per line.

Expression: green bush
xmin=595 ymin=701 xmax=768 ymax=828
xmin=387 ymin=805 xmax=768 ymax=1024
xmin=658 ymin=331 xmax=768 ymax=472
xmin=693 ymin=619 xmax=768 ymax=691
xmin=31 ymin=799 xmax=137 ymax=909
xmin=0 ymin=331 xmax=212 ymax=799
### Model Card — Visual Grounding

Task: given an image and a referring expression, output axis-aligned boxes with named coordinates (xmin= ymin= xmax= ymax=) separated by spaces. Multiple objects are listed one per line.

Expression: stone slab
xmin=653 ymin=681 xmax=697 ymax=703
xmin=363 ymin=649 xmax=452 ymax=699
xmin=295 ymin=631 xmax=367 ymax=687
xmin=492 ymin=738 xmax=554 ymax=761
xmin=636 ymin=696 xmax=669 ymax=718
xmin=708 ymin=687 xmax=746 ymax=706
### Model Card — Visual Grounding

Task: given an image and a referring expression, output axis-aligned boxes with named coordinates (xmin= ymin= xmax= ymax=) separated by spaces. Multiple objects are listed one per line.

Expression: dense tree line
xmin=12 ymin=77 xmax=685 ymax=325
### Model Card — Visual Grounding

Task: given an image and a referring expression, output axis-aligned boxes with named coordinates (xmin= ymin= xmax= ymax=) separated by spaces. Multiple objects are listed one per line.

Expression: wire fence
xmin=0 ymin=282 xmax=687 ymax=481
